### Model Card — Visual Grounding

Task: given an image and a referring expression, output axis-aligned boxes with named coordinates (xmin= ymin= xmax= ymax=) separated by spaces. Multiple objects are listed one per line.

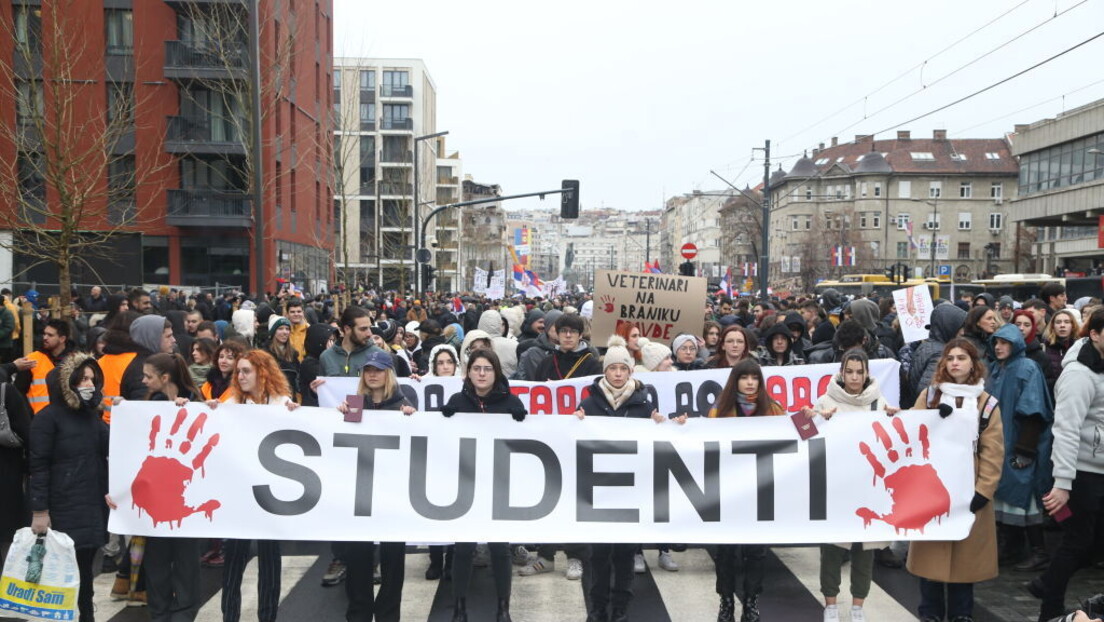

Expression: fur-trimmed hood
xmin=49 ymin=352 xmax=104 ymax=411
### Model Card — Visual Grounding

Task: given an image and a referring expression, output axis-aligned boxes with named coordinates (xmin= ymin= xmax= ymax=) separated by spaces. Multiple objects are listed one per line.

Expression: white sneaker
xmin=565 ymin=557 xmax=584 ymax=580
xmin=517 ymin=557 xmax=553 ymax=576
xmin=511 ymin=545 xmax=533 ymax=566
xmin=633 ymin=553 xmax=646 ymax=573
xmin=850 ymin=606 xmax=866 ymax=622
xmin=823 ymin=604 xmax=839 ymax=622
xmin=657 ymin=551 xmax=679 ymax=571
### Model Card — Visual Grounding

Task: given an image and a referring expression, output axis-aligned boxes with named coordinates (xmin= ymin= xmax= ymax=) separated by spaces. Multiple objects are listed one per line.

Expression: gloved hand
xmin=30 ymin=511 xmax=50 ymax=535
xmin=441 ymin=408 xmax=456 ymax=418
xmin=969 ymin=493 xmax=989 ymax=513
xmin=511 ymin=411 xmax=526 ymax=423
xmin=938 ymin=404 xmax=954 ymax=418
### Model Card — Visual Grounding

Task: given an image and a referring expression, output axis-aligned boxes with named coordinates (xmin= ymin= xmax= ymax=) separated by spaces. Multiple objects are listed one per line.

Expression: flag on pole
xmin=719 ymin=267 xmax=734 ymax=298
xmin=831 ymin=246 xmax=857 ymax=267
xmin=905 ymin=221 xmax=920 ymax=249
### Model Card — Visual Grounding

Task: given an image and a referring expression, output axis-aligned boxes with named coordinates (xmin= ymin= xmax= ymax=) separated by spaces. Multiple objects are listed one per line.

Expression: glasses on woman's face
xmin=470 ymin=366 xmax=494 ymax=375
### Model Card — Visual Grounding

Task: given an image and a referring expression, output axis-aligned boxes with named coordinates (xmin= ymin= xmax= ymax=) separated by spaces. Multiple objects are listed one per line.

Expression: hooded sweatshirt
xmin=120 ymin=315 xmax=168 ymax=401
xmin=477 ymin=310 xmax=518 ymax=377
xmin=756 ymin=323 xmax=805 ymax=366
xmin=427 ymin=343 xmax=462 ymax=377
xmin=299 ymin=323 xmax=337 ymax=406
xmin=907 ymin=303 xmax=968 ymax=403
xmin=519 ymin=308 xmax=546 ymax=343
xmin=989 ymin=323 xmax=1053 ymax=510
xmin=1051 ymin=338 xmax=1104 ymax=491
xmin=231 ymin=309 xmax=257 ymax=343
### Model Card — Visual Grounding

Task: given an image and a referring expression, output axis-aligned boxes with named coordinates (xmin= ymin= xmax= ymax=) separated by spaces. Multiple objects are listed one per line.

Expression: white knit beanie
xmin=638 ymin=337 xmax=672 ymax=371
xmin=603 ymin=335 xmax=634 ymax=371
xmin=671 ymin=333 xmax=697 ymax=354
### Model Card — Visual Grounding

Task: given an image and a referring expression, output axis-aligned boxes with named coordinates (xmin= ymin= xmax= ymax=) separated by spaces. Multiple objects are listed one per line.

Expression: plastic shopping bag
xmin=0 ymin=527 xmax=80 ymax=620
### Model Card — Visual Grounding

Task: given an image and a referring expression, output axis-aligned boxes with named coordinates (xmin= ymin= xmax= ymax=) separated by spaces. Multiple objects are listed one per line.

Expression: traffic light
xmin=679 ymin=261 xmax=695 ymax=277
xmin=561 ymin=179 xmax=579 ymax=219
xmin=422 ymin=265 xmax=436 ymax=288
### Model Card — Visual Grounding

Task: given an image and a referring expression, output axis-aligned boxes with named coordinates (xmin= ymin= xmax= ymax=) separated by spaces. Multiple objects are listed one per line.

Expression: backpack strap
xmin=564 ymin=352 xmax=593 ymax=379
xmin=979 ymin=394 xmax=998 ymax=434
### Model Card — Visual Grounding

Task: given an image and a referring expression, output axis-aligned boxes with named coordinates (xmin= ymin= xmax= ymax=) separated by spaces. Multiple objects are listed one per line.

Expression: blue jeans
xmin=918 ymin=578 xmax=973 ymax=619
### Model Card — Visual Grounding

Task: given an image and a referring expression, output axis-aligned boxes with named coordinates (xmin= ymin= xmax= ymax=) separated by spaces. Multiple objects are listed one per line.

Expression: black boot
xmin=425 ymin=560 xmax=442 ymax=580
xmin=1013 ymin=546 xmax=1050 ymax=572
xmin=740 ymin=595 xmax=760 ymax=622
xmin=496 ymin=598 xmax=512 ymax=622
xmin=717 ymin=595 xmax=735 ymax=622
xmin=587 ymin=607 xmax=609 ymax=622
xmin=450 ymin=598 xmax=467 ymax=622
xmin=611 ymin=608 xmax=629 ymax=622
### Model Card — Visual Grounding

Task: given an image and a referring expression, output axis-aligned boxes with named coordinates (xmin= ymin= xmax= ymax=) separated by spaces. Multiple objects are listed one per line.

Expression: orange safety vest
xmin=201 ymin=380 xmax=233 ymax=403
xmin=99 ymin=351 xmax=138 ymax=424
xmin=25 ymin=351 xmax=54 ymax=414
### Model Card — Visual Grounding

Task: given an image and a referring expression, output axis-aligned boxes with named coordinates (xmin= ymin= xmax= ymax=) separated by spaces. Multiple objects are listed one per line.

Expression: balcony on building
xmin=379 ymin=84 xmax=413 ymax=99
xmin=166 ymin=189 xmax=251 ymax=228
xmin=379 ymin=117 xmax=413 ymax=132
xmin=380 ymin=149 xmax=412 ymax=164
xmin=165 ymin=115 xmax=247 ymax=156
xmin=164 ymin=40 xmax=247 ymax=81
xmin=379 ymin=182 xmax=412 ymax=196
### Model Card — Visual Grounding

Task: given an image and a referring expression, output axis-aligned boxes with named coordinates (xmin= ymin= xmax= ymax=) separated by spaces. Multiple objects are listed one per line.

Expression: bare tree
xmin=0 ymin=1 xmax=172 ymax=307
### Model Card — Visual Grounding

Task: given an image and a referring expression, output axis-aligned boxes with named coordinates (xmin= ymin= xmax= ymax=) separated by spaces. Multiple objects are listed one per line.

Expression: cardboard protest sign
xmin=591 ymin=270 xmax=708 ymax=347
xmin=893 ymin=285 xmax=934 ymax=343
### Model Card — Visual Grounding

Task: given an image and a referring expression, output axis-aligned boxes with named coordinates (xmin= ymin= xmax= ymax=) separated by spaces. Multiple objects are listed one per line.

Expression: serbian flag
xmin=831 ymin=246 xmax=857 ymax=267
xmin=719 ymin=267 xmax=734 ymax=298
xmin=450 ymin=296 xmax=465 ymax=314
xmin=512 ymin=263 xmax=525 ymax=283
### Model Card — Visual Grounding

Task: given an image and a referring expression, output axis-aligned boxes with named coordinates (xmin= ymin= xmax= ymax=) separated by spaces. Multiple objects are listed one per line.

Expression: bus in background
xmin=813 ymin=274 xmax=982 ymax=301
xmin=971 ymin=274 xmax=1060 ymax=301
xmin=1065 ymin=275 xmax=1104 ymax=302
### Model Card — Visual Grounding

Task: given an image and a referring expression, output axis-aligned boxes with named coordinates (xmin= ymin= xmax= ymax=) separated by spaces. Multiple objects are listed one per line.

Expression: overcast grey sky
xmin=334 ymin=0 xmax=1104 ymax=212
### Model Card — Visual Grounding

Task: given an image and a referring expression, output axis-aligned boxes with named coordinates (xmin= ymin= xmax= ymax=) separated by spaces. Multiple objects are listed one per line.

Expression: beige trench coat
xmin=906 ymin=389 xmax=1005 ymax=584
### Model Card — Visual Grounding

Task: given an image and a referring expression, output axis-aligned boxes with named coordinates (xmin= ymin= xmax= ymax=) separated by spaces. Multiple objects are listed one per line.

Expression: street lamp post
xmin=413 ymin=130 xmax=449 ymax=293
xmin=911 ymin=198 xmax=939 ymax=277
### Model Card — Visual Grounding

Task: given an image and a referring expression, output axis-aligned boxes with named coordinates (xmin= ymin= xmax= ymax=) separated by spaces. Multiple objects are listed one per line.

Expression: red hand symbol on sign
xmin=131 ymin=408 xmax=221 ymax=528
xmin=856 ymin=417 xmax=950 ymax=534
xmin=600 ymin=295 xmax=615 ymax=314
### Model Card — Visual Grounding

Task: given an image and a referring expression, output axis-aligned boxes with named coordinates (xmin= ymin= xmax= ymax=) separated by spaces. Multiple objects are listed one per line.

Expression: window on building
xmin=860 ymin=182 xmax=868 ymax=197
xmin=989 ymin=213 xmax=1004 ymax=230
xmin=834 ymin=186 xmax=843 ymax=199
xmin=790 ymin=216 xmax=799 ymax=231
xmin=929 ymin=181 xmax=942 ymax=198
xmin=804 ymin=186 xmax=812 ymax=200
xmin=958 ymin=212 xmax=972 ymax=230
xmin=803 ymin=215 xmax=812 ymax=230
xmin=359 ymin=70 xmax=375 ymax=90
xmin=359 ymin=135 xmax=374 ymax=162
xmin=17 ymin=151 xmax=45 ymax=223
xmin=989 ymin=242 xmax=1002 ymax=258
xmin=104 ymin=10 xmax=133 ymax=55
xmin=959 ymin=182 xmax=972 ymax=198
xmin=381 ymin=70 xmax=409 ymax=96
xmin=951 ymin=153 xmax=968 ymax=161
xmin=985 ymin=152 xmax=1001 ymax=160
xmin=382 ymin=104 xmax=409 ymax=128
xmin=359 ymin=102 xmax=375 ymax=121
xmin=957 ymin=242 xmax=971 ymax=259
xmin=107 ymin=82 xmax=134 ymax=126
xmin=873 ymin=182 xmax=882 ymax=197
xmin=333 ymin=69 xmax=341 ymax=89
xmin=16 ymin=80 xmax=43 ymax=125
xmin=13 ymin=5 xmax=41 ymax=51
xmin=990 ymin=182 xmax=1002 ymax=199
xmin=910 ymin=152 xmax=935 ymax=161
xmin=898 ymin=180 xmax=911 ymax=198
xmin=896 ymin=241 xmax=909 ymax=259
xmin=107 ymin=156 xmax=136 ymax=225
xmin=896 ymin=213 xmax=910 ymax=230
xmin=927 ymin=212 xmax=941 ymax=230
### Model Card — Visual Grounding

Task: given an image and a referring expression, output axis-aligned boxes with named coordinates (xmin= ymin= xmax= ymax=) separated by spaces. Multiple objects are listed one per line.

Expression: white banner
xmin=318 ymin=362 xmax=900 ymax=417
xmin=107 ymin=402 xmax=975 ymax=544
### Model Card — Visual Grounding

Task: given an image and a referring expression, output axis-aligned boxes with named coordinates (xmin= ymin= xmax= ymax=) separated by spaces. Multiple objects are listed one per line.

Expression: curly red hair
xmin=229 ymin=349 xmax=291 ymax=404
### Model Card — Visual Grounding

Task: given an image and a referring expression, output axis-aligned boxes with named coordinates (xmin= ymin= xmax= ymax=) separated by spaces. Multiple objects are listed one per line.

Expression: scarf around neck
xmin=736 ymin=392 xmax=758 ymax=417
xmin=936 ymin=381 xmax=985 ymax=399
xmin=599 ymin=377 xmax=636 ymax=411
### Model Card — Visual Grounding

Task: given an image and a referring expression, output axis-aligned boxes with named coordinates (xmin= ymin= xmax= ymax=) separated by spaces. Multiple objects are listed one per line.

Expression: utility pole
xmin=413 ymin=130 xmax=449 ymax=294
xmin=248 ymin=0 xmax=265 ymax=298
xmin=645 ymin=218 xmax=651 ymax=264
xmin=759 ymin=140 xmax=771 ymax=301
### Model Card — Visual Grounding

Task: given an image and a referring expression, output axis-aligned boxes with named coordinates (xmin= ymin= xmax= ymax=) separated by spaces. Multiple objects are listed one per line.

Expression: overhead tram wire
xmin=779 ymin=0 xmax=1036 ymax=145
xmin=955 ymin=77 xmax=1104 ymax=134
xmin=868 ymin=28 xmax=1104 ymax=136
xmin=826 ymin=0 xmax=1092 ymax=140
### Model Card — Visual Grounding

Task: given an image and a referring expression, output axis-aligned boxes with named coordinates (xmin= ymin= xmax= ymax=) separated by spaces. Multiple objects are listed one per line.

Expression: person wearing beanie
xmin=634 ymin=337 xmax=673 ymax=373
xmin=267 ymin=315 xmax=300 ymax=398
xmin=369 ymin=320 xmax=412 ymax=378
xmin=574 ymin=335 xmax=663 ymax=622
xmin=516 ymin=309 xmax=563 ymax=378
xmin=672 ymin=333 xmax=705 ymax=371
xmin=415 ymin=319 xmax=447 ymax=374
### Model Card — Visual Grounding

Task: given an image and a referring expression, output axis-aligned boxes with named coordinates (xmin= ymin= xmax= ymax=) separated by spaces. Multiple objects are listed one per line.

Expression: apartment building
xmin=1 ymin=0 xmax=334 ymax=294
xmin=768 ymin=130 xmax=1022 ymax=290
xmin=1009 ymin=98 xmax=1104 ymax=275
xmin=332 ymin=57 xmax=438 ymax=290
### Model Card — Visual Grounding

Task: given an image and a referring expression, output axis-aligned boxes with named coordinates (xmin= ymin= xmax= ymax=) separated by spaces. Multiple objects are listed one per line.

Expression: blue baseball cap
xmin=361 ymin=350 xmax=394 ymax=371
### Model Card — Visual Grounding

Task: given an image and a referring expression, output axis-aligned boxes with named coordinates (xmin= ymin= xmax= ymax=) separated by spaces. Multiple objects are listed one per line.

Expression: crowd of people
xmin=0 ymin=280 xmax=1102 ymax=622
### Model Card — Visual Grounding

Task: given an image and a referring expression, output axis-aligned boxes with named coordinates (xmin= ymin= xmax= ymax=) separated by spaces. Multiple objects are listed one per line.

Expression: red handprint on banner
xmin=856 ymin=417 xmax=951 ymax=534
xmin=600 ymin=295 xmax=616 ymax=314
xmin=131 ymin=408 xmax=221 ymax=528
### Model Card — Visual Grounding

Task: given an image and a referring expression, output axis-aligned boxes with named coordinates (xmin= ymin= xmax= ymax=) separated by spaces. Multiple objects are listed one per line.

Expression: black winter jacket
xmin=441 ymin=380 xmax=527 ymax=420
xmin=578 ymin=378 xmax=652 ymax=419
xmin=28 ymin=354 xmax=109 ymax=549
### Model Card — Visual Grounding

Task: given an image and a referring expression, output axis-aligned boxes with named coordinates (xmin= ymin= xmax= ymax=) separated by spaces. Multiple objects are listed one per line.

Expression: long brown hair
xmin=932 ymin=337 xmax=987 ymax=386
xmin=708 ymin=325 xmax=758 ymax=368
xmin=230 ymin=350 xmax=291 ymax=403
xmin=144 ymin=353 xmax=201 ymax=400
xmin=712 ymin=359 xmax=774 ymax=417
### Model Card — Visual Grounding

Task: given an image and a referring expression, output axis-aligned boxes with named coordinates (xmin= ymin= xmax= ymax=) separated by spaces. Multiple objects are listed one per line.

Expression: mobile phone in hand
xmin=345 ymin=395 xmax=364 ymax=423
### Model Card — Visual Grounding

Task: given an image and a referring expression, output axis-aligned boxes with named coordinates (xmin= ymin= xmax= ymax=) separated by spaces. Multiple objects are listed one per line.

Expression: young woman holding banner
xmin=440 ymin=348 xmax=526 ymax=622
xmin=707 ymin=325 xmax=757 ymax=369
xmin=335 ymin=350 xmax=415 ymax=622
xmin=424 ymin=342 xmax=461 ymax=581
xmin=706 ymin=359 xmax=784 ymax=622
xmin=205 ymin=350 xmax=299 ymax=622
xmin=574 ymin=336 xmax=665 ymax=622
xmin=909 ymin=338 xmax=1004 ymax=622
xmin=801 ymin=349 xmax=898 ymax=622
